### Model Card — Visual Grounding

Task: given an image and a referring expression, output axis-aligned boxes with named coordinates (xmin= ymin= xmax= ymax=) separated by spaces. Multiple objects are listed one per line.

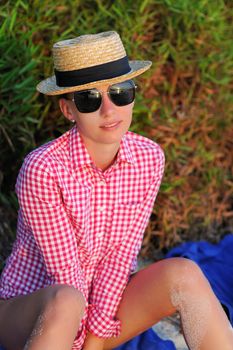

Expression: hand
xmin=82 ymin=331 xmax=105 ymax=350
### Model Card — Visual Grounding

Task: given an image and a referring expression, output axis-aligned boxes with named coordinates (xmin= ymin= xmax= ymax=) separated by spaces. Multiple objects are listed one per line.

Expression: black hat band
xmin=55 ymin=56 xmax=131 ymax=87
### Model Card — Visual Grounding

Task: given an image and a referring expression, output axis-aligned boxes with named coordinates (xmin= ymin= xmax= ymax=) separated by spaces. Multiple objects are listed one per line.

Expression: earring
xmin=71 ymin=119 xmax=75 ymax=123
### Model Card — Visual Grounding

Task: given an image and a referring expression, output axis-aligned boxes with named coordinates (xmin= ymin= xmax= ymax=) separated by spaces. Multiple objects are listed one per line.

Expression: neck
xmin=82 ymin=138 xmax=121 ymax=171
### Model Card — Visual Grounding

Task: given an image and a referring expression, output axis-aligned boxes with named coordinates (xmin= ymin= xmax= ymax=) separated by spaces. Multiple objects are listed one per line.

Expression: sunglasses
xmin=71 ymin=79 xmax=137 ymax=113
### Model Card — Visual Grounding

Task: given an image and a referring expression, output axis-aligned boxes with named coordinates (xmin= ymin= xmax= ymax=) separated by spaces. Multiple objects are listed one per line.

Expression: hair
xmin=58 ymin=93 xmax=69 ymax=99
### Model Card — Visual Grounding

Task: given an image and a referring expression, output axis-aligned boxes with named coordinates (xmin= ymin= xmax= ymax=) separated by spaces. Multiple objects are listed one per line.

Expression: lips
xmin=100 ymin=121 xmax=122 ymax=129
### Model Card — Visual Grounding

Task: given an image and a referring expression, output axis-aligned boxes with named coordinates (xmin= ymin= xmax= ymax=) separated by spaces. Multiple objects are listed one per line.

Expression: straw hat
xmin=36 ymin=31 xmax=152 ymax=95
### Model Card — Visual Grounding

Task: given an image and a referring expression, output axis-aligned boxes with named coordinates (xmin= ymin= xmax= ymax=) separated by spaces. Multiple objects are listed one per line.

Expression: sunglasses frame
xmin=70 ymin=79 xmax=137 ymax=113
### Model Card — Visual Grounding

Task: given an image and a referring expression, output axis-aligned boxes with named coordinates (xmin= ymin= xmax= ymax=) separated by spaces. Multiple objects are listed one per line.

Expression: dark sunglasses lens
xmin=74 ymin=89 xmax=102 ymax=113
xmin=109 ymin=80 xmax=136 ymax=106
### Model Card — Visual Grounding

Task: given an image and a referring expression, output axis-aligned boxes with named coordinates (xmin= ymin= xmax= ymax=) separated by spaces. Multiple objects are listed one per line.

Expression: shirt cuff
xmin=86 ymin=304 xmax=121 ymax=338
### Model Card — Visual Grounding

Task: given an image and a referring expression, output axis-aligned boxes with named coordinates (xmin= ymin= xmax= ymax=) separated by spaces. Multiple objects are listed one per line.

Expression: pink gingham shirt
xmin=0 ymin=126 xmax=165 ymax=349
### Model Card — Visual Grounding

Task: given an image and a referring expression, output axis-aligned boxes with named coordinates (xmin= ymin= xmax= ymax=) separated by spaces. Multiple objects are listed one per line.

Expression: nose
xmin=99 ymin=91 xmax=115 ymax=118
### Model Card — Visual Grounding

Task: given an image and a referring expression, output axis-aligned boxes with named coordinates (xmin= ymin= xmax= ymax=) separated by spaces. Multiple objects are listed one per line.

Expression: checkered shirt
xmin=0 ymin=126 xmax=165 ymax=349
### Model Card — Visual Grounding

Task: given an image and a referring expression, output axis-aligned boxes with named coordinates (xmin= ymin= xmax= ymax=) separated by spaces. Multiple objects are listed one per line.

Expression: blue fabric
xmin=165 ymin=233 xmax=233 ymax=325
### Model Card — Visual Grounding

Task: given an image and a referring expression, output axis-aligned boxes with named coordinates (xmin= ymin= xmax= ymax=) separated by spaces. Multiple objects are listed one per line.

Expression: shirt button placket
xmin=96 ymin=177 xmax=107 ymax=238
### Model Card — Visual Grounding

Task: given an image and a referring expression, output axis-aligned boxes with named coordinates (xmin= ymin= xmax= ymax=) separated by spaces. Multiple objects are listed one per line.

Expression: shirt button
xmin=97 ymin=180 xmax=106 ymax=186
xmin=98 ymin=205 xmax=105 ymax=212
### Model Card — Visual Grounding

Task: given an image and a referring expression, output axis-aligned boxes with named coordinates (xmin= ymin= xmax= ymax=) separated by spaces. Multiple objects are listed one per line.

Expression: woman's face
xmin=63 ymin=82 xmax=135 ymax=147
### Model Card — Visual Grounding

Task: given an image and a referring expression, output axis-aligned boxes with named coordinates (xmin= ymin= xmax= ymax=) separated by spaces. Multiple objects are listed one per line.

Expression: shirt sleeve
xmin=15 ymin=153 xmax=88 ymax=304
xmin=86 ymin=148 xmax=165 ymax=338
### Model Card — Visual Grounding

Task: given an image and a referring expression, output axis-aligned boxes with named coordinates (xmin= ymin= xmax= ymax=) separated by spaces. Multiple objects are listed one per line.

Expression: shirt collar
xmin=116 ymin=132 xmax=135 ymax=165
xmin=69 ymin=126 xmax=92 ymax=169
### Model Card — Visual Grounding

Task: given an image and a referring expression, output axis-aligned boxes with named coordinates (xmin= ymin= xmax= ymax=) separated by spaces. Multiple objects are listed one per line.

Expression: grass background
xmin=0 ymin=0 xmax=233 ymax=270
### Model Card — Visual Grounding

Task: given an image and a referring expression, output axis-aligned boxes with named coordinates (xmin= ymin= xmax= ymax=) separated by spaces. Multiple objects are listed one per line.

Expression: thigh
xmin=103 ymin=257 xmax=184 ymax=350
xmin=0 ymin=284 xmax=70 ymax=350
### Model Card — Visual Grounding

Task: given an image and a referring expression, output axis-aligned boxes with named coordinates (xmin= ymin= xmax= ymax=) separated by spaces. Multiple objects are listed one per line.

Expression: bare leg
xmin=0 ymin=284 xmax=85 ymax=350
xmin=102 ymin=257 xmax=233 ymax=350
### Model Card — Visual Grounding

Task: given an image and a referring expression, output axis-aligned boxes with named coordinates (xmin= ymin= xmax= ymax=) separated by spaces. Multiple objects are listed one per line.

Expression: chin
xmin=99 ymin=130 xmax=127 ymax=144
xmin=99 ymin=136 xmax=123 ymax=145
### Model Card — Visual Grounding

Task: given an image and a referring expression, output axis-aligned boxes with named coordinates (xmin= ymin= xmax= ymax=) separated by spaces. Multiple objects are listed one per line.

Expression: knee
xmin=43 ymin=284 xmax=86 ymax=320
xmin=165 ymin=257 xmax=208 ymax=291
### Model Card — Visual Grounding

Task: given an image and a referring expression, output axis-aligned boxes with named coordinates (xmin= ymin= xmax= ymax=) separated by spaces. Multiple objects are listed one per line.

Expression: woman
xmin=0 ymin=31 xmax=232 ymax=350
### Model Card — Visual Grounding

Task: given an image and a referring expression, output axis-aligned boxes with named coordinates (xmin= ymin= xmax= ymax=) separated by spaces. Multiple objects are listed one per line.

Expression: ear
xmin=59 ymin=98 xmax=76 ymax=122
